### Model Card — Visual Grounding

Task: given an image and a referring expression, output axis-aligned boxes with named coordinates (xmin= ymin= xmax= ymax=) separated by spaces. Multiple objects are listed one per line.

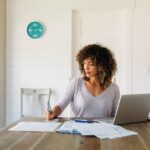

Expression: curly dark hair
xmin=76 ymin=44 xmax=117 ymax=89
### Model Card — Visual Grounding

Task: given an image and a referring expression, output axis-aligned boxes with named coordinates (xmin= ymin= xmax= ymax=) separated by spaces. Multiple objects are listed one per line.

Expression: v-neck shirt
xmin=57 ymin=77 xmax=120 ymax=118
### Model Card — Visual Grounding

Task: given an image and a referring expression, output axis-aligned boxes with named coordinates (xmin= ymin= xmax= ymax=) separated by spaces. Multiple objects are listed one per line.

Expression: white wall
xmin=0 ymin=0 xmax=6 ymax=128
xmin=132 ymin=2 xmax=150 ymax=93
xmin=6 ymin=9 xmax=72 ymax=124
xmin=6 ymin=0 xmax=150 ymax=124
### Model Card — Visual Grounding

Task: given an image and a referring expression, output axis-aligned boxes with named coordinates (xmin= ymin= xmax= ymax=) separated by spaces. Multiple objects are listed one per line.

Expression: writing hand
xmin=43 ymin=110 xmax=56 ymax=120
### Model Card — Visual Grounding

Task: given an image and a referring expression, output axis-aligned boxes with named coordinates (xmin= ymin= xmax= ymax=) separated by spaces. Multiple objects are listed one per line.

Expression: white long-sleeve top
xmin=57 ymin=77 xmax=120 ymax=118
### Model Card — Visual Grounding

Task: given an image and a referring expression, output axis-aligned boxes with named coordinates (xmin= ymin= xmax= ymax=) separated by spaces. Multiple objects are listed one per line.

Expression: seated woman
xmin=44 ymin=44 xmax=120 ymax=120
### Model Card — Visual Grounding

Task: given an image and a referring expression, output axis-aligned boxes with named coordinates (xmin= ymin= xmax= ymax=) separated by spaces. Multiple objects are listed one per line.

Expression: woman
xmin=44 ymin=44 xmax=120 ymax=120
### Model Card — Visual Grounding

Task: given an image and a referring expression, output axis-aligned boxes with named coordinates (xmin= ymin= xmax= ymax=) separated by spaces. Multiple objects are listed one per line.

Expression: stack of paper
xmin=56 ymin=120 xmax=137 ymax=139
xmin=9 ymin=121 xmax=62 ymax=132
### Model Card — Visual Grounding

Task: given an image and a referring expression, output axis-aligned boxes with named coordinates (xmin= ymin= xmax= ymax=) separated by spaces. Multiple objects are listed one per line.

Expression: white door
xmin=72 ymin=9 xmax=132 ymax=94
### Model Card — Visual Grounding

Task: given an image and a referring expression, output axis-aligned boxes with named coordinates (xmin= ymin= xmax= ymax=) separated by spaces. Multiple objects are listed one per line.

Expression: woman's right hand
xmin=43 ymin=105 xmax=62 ymax=121
xmin=43 ymin=111 xmax=56 ymax=120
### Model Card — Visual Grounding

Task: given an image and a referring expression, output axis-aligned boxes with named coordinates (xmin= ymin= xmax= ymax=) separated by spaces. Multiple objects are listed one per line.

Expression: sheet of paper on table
xmin=56 ymin=120 xmax=138 ymax=139
xmin=9 ymin=121 xmax=62 ymax=132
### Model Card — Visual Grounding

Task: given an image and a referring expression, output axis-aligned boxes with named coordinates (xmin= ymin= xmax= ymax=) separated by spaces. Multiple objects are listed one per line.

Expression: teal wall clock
xmin=27 ymin=21 xmax=44 ymax=39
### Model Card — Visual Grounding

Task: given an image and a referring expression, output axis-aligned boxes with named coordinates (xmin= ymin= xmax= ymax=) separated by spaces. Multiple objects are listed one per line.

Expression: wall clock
xmin=27 ymin=21 xmax=44 ymax=39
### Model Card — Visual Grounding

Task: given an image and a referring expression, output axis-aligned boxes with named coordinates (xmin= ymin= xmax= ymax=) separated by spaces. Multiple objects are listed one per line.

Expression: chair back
xmin=21 ymin=88 xmax=51 ymax=117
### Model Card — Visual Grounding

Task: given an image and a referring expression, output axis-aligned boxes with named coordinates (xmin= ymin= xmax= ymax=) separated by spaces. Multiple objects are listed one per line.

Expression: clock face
xmin=27 ymin=22 xmax=44 ymax=39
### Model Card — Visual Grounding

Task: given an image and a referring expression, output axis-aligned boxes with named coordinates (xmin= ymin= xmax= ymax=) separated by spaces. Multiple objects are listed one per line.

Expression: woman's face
xmin=83 ymin=58 xmax=97 ymax=78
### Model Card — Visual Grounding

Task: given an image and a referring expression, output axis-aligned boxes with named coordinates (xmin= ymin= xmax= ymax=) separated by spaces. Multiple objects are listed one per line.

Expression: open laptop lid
xmin=113 ymin=94 xmax=150 ymax=125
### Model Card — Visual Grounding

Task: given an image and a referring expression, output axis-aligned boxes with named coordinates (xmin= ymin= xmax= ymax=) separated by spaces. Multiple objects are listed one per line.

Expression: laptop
xmin=95 ymin=94 xmax=150 ymax=125
xmin=113 ymin=94 xmax=150 ymax=125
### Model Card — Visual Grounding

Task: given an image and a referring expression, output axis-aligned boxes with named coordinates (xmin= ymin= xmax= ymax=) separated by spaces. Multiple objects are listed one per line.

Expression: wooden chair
xmin=20 ymin=88 xmax=51 ymax=117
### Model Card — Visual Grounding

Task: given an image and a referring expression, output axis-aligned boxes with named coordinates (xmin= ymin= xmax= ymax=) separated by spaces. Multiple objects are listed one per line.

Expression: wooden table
xmin=0 ymin=117 xmax=150 ymax=150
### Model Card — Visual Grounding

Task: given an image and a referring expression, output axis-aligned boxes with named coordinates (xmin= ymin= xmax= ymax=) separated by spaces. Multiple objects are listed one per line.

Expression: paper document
xmin=56 ymin=120 xmax=84 ymax=134
xmin=56 ymin=120 xmax=138 ymax=139
xmin=94 ymin=122 xmax=137 ymax=139
xmin=9 ymin=121 xmax=62 ymax=132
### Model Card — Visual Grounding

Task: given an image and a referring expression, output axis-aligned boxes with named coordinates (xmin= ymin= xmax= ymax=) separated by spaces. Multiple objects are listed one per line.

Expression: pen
xmin=47 ymin=89 xmax=51 ymax=112
xmin=47 ymin=100 xmax=51 ymax=112
xmin=75 ymin=119 xmax=94 ymax=123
